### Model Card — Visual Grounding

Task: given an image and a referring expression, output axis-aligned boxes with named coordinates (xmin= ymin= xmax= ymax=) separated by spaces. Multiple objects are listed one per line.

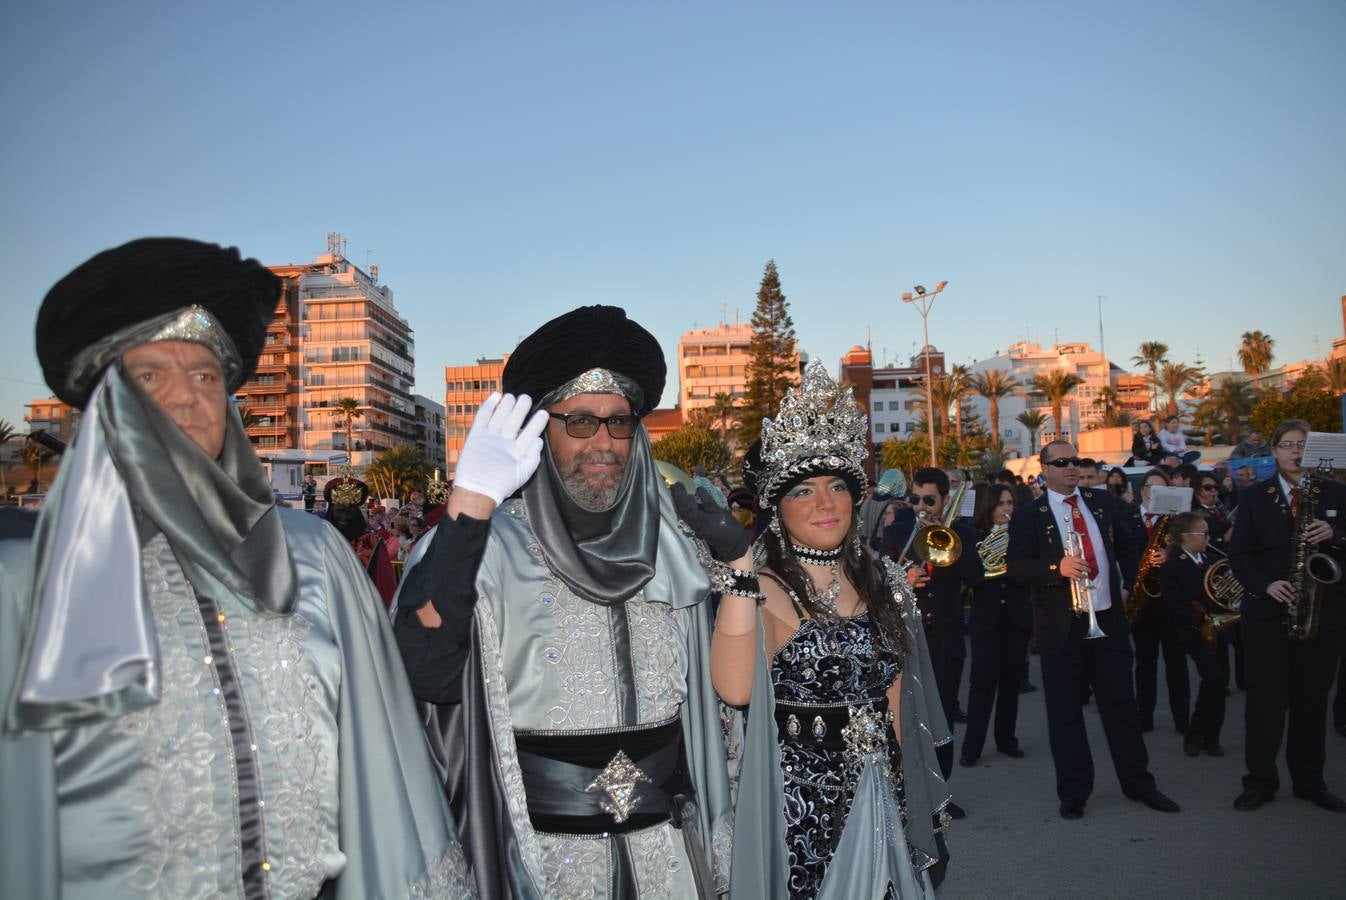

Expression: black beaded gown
xmin=772 ymin=607 xmax=911 ymax=899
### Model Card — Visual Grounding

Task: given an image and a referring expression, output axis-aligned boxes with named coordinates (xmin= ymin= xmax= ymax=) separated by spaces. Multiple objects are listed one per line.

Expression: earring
xmin=769 ymin=512 xmax=782 ymax=538
xmin=851 ymin=531 xmax=864 ymax=560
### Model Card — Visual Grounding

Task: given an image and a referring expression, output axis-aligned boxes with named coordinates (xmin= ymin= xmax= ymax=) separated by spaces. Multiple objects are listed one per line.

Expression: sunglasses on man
xmin=548 ymin=412 xmax=640 ymax=439
xmin=1045 ymin=456 xmax=1092 ymax=468
xmin=906 ymin=494 xmax=940 ymax=507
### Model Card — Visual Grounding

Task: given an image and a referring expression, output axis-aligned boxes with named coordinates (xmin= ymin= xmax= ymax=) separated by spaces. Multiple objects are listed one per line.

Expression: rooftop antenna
xmin=720 ymin=302 xmax=728 ymax=326
xmin=1097 ymin=295 xmax=1107 ymax=357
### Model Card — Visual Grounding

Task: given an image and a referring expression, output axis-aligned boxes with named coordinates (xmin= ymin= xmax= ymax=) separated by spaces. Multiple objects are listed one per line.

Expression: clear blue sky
xmin=2 ymin=0 xmax=1343 ymax=425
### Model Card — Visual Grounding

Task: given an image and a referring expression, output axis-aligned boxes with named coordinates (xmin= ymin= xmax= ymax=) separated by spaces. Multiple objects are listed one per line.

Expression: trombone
xmin=901 ymin=479 xmax=968 ymax=569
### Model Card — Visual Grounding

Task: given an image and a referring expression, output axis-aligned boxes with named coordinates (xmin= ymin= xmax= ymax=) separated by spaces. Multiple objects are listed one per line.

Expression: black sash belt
xmin=514 ymin=719 xmax=691 ymax=835
xmin=776 ymin=697 xmax=891 ymax=752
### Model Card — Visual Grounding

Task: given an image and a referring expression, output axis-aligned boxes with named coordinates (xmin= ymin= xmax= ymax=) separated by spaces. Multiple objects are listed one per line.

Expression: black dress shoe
xmin=1183 ymin=735 xmax=1202 ymax=758
xmin=945 ymin=801 xmax=966 ymax=820
xmin=952 ymin=708 xmax=967 ymax=724
xmin=959 ymin=755 xmax=978 ymax=768
xmin=1059 ymin=800 xmax=1084 ymax=820
xmin=998 ymin=746 xmax=1025 ymax=759
xmin=1234 ymin=786 xmax=1272 ymax=811
xmin=1019 ymin=680 xmax=1038 ymax=694
xmin=1292 ymin=788 xmax=1346 ymax=812
xmin=1133 ymin=789 xmax=1180 ymax=813
xmin=1174 ymin=721 xmax=1189 ymax=735
xmin=1203 ymin=742 xmax=1225 ymax=757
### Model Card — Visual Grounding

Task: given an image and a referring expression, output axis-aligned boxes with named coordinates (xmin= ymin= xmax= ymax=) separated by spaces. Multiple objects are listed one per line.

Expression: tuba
xmin=1126 ymin=514 xmax=1171 ymax=627
xmin=1195 ymin=545 xmax=1244 ymax=655
xmin=976 ymin=525 xmax=1009 ymax=579
xmin=909 ymin=479 xmax=968 ymax=568
xmin=1286 ymin=469 xmax=1343 ymax=642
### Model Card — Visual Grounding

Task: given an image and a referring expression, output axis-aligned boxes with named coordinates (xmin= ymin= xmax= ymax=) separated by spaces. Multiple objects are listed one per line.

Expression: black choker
xmin=791 ymin=542 xmax=843 ymax=564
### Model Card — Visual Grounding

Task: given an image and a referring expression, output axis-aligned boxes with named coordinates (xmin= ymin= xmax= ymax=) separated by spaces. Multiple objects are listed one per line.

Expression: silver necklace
xmin=800 ymin=558 xmax=843 ymax=614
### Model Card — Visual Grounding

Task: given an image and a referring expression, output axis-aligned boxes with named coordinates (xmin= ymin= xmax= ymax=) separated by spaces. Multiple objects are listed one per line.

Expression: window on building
xmin=905 ymin=422 xmax=916 ymax=433
xmin=888 ymin=401 xmax=900 ymax=411
xmin=874 ymin=423 xmax=885 ymax=433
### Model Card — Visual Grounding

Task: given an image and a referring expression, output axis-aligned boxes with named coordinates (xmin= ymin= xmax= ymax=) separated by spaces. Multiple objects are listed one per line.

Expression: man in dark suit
xmin=1007 ymin=440 xmax=1180 ymax=820
xmin=883 ymin=467 xmax=982 ymax=817
xmin=1228 ymin=418 xmax=1346 ymax=812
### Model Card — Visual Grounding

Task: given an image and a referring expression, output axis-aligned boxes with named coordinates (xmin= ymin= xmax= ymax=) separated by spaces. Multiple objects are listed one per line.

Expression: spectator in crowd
xmin=1229 ymin=426 xmax=1273 ymax=460
xmin=1159 ymin=416 xmax=1200 ymax=464
xmin=1132 ymin=420 xmax=1164 ymax=466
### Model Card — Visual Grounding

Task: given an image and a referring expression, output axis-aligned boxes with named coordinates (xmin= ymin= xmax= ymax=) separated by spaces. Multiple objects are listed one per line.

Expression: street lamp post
xmin=901 ymin=281 xmax=949 ymax=468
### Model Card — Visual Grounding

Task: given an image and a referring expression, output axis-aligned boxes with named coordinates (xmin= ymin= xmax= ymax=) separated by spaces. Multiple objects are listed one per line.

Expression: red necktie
xmin=1290 ymin=487 xmax=1301 ymax=516
xmin=1144 ymin=512 xmax=1157 ymax=533
xmin=1065 ymin=496 xmax=1100 ymax=580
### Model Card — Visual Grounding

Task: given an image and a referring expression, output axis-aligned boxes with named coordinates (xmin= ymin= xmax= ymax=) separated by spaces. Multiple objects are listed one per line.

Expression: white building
xmin=866 ymin=347 xmax=948 ymax=443
xmin=968 ymin=340 xmax=1113 ymax=455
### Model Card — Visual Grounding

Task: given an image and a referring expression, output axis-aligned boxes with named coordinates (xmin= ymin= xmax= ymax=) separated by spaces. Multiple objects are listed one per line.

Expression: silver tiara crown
xmin=756 ymin=360 xmax=869 ymax=507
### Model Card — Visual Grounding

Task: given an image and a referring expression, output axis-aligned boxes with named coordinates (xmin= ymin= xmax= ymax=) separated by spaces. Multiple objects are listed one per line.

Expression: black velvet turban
xmin=502 ymin=305 xmax=666 ymax=417
xmin=36 ymin=237 xmax=281 ymax=408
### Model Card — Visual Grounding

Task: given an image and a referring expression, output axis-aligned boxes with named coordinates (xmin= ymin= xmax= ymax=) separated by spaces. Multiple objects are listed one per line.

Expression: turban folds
xmin=502 ymin=305 xmax=665 ymax=416
xmin=36 ymin=237 xmax=281 ymax=408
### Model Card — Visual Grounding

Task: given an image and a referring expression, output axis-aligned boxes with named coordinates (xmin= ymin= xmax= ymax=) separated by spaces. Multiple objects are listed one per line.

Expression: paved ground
xmin=937 ymin=655 xmax=1346 ymax=899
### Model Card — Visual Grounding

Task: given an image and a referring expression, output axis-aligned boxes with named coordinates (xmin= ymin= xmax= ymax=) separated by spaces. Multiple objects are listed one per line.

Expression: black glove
xmin=671 ymin=483 xmax=752 ymax=563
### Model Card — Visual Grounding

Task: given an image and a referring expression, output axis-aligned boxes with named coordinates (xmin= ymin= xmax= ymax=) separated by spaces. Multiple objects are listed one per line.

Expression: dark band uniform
xmin=1007 ymin=486 xmax=1161 ymax=809
xmin=1126 ymin=506 xmax=1191 ymax=733
xmin=1229 ymin=475 xmax=1346 ymax=801
xmin=962 ymin=530 xmax=1033 ymax=763
xmin=1158 ymin=551 xmax=1228 ymax=750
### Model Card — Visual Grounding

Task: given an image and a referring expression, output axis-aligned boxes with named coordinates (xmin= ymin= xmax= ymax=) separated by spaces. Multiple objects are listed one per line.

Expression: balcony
xmin=244 ymin=404 xmax=288 ymax=417
xmin=255 ymin=360 xmax=288 ymax=374
xmin=246 ymin=425 xmax=290 ymax=437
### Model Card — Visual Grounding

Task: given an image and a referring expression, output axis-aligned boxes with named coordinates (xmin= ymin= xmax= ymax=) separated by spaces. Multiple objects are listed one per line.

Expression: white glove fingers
xmin=500 ymin=393 xmax=534 ymax=437
xmin=469 ymin=393 xmax=503 ymax=438
xmin=518 ymin=408 xmax=550 ymax=447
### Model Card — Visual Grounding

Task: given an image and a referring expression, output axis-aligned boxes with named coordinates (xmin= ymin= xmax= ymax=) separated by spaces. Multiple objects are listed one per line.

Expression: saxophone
xmin=1286 ymin=470 xmax=1342 ymax=642
xmin=1126 ymin=514 xmax=1170 ymax=628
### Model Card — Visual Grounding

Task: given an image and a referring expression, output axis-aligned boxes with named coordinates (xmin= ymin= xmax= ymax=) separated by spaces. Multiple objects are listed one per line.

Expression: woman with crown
xmin=708 ymin=361 xmax=952 ymax=899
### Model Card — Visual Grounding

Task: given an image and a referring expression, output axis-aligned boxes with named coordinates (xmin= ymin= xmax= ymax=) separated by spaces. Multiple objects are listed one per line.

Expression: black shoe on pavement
xmin=998 ymin=746 xmax=1025 ymax=759
xmin=1019 ymin=680 xmax=1038 ymax=694
xmin=1292 ymin=788 xmax=1346 ymax=812
xmin=1131 ymin=789 xmax=1180 ymax=813
xmin=1175 ymin=720 xmax=1189 ymax=735
xmin=1203 ymin=742 xmax=1225 ymax=757
xmin=959 ymin=755 xmax=978 ymax=768
xmin=1234 ymin=787 xmax=1273 ymax=811
xmin=1059 ymin=800 xmax=1084 ymax=820
xmin=945 ymin=801 xmax=966 ymax=820
xmin=952 ymin=707 xmax=967 ymax=724
xmin=1183 ymin=735 xmax=1202 ymax=758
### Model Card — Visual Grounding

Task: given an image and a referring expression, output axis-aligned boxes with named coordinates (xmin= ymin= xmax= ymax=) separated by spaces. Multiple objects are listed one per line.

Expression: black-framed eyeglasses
xmin=548 ymin=412 xmax=640 ymax=439
xmin=1046 ymin=456 xmax=1085 ymax=468
xmin=906 ymin=494 xmax=939 ymax=507
xmin=1199 ymin=483 xmax=1219 ymax=491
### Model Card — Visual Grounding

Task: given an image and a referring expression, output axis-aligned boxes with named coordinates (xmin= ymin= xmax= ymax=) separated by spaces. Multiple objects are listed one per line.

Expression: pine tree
xmin=738 ymin=260 xmax=797 ymax=447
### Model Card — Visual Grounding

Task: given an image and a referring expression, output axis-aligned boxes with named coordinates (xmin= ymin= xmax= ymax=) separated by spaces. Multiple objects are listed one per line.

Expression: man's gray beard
xmin=559 ymin=450 xmax=626 ymax=512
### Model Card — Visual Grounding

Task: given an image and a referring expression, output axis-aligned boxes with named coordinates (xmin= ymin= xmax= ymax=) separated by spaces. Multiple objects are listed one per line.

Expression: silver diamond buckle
xmin=841 ymin=703 xmax=893 ymax=767
xmin=586 ymin=750 xmax=652 ymax=824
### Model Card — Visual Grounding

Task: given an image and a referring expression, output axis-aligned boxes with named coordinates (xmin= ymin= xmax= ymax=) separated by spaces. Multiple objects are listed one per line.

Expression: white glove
xmin=452 ymin=393 xmax=549 ymax=505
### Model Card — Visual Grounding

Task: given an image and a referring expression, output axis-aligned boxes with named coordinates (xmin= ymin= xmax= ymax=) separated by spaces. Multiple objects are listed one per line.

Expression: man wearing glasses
xmin=882 ymin=467 xmax=983 ymax=816
xmin=393 ymin=305 xmax=733 ymax=897
xmin=1006 ymin=441 xmax=1180 ymax=820
xmin=1228 ymin=418 xmax=1346 ymax=812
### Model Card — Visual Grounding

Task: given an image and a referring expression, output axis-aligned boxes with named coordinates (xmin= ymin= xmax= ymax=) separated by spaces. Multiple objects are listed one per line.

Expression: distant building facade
xmin=413 ymin=394 xmax=447 ymax=470
xmin=678 ymin=322 xmax=754 ymax=414
xmin=968 ymin=340 xmax=1111 ymax=454
xmin=23 ymin=397 xmax=81 ymax=444
xmin=443 ymin=357 xmax=507 ymax=476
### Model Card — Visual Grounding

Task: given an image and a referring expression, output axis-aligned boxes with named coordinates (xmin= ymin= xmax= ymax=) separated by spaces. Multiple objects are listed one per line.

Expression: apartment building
xmin=968 ymin=340 xmax=1112 ymax=452
xmin=443 ymin=357 xmax=507 ymax=475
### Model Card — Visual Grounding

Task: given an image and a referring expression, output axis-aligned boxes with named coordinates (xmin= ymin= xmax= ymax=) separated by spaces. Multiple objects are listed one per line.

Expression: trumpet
xmin=906 ymin=479 xmax=968 ymax=569
xmin=1063 ymin=521 xmax=1106 ymax=639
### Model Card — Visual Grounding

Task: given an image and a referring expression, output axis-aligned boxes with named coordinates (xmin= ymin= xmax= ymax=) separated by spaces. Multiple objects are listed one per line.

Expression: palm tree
xmin=1016 ymin=409 xmax=1048 ymax=455
xmin=1211 ymin=377 xmax=1255 ymax=438
xmin=947 ymin=364 xmax=973 ymax=439
xmin=1292 ymin=365 xmax=1327 ymax=393
xmin=973 ymin=369 xmax=1021 ymax=448
xmin=1150 ymin=361 xmax=1204 ymax=419
xmin=335 ymin=397 xmax=362 ymax=461
xmin=21 ymin=441 xmax=50 ymax=493
xmin=1237 ymin=330 xmax=1275 ymax=376
xmin=917 ymin=374 xmax=956 ymax=438
xmin=1191 ymin=395 xmax=1227 ymax=446
xmin=1323 ymin=358 xmax=1346 ymax=396
xmin=706 ymin=392 xmax=739 ymax=442
xmin=1090 ymin=386 xmax=1134 ymax=428
xmin=364 ymin=444 xmax=434 ymax=502
xmin=1031 ymin=371 xmax=1084 ymax=441
xmin=1132 ymin=342 xmax=1169 ymax=413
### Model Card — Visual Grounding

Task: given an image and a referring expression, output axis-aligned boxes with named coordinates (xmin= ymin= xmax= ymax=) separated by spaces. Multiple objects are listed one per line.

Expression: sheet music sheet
xmin=1300 ymin=431 xmax=1346 ymax=471
xmin=959 ymin=487 xmax=977 ymax=517
xmin=1148 ymin=485 xmax=1193 ymax=515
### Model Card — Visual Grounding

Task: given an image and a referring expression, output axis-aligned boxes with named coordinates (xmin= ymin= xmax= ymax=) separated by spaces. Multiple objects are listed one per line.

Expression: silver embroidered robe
xmin=1 ymin=508 xmax=474 ymax=900
xmin=399 ymin=492 xmax=733 ymax=899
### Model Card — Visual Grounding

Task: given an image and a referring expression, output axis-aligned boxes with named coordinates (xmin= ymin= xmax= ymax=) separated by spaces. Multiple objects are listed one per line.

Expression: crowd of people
xmin=0 ymin=236 xmax=1342 ymax=899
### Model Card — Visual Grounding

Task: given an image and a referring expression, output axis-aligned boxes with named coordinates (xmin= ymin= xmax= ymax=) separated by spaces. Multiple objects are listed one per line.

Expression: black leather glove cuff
xmin=397 ymin=511 xmax=491 ymax=627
